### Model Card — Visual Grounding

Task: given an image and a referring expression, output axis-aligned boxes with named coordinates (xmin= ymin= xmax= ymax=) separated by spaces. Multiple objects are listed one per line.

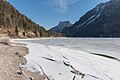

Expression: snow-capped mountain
xmin=63 ymin=0 xmax=120 ymax=37
xmin=49 ymin=21 xmax=72 ymax=33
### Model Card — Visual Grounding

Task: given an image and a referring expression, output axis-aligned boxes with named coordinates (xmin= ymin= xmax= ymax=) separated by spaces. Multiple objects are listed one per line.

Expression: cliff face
xmin=49 ymin=21 xmax=72 ymax=33
xmin=63 ymin=0 xmax=120 ymax=37
xmin=0 ymin=1 xmax=62 ymax=38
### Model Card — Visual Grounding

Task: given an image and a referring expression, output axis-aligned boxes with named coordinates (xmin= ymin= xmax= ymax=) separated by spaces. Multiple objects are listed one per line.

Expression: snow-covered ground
xmin=15 ymin=38 xmax=120 ymax=80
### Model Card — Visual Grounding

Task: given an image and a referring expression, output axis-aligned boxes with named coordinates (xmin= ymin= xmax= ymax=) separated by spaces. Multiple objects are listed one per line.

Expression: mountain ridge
xmin=63 ymin=0 xmax=120 ymax=37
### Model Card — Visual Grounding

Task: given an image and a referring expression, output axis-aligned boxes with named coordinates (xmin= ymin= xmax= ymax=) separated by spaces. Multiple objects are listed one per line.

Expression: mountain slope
xmin=63 ymin=0 xmax=120 ymax=37
xmin=0 ymin=0 xmax=62 ymax=38
xmin=49 ymin=21 xmax=72 ymax=33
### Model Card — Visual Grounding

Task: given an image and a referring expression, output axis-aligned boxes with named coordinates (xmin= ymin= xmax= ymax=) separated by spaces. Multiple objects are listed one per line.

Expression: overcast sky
xmin=7 ymin=0 xmax=109 ymax=29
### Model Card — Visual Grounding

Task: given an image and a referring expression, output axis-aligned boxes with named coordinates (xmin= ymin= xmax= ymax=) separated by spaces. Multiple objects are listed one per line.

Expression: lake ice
xmin=16 ymin=38 xmax=120 ymax=80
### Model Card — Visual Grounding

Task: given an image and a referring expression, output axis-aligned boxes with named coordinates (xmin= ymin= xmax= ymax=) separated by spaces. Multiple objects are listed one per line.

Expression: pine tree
xmin=15 ymin=26 xmax=19 ymax=36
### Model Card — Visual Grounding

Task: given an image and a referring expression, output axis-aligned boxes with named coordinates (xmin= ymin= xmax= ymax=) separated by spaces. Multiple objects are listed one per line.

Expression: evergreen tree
xmin=15 ymin=26 xmax=19 ymax=36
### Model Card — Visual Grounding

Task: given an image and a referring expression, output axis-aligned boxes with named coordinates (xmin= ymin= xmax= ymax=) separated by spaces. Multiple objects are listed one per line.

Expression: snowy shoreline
xmin=13 ymin=38 xmax=120 ymax=80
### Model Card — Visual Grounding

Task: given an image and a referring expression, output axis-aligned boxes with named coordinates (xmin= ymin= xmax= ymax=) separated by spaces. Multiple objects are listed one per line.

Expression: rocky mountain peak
xmin=58 ymin=21 xmax=72 ymax=28
xmin=49 ymin=21 xmax=72 ymax=33
xmin=63 ymin=0 xmax=120 ymax=37
xmin=110 ymin=0 xmax=120 ymax=4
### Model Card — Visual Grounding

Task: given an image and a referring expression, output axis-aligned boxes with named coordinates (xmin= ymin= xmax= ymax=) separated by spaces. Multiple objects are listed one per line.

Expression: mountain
xmin=49 ymin=21 xmax=72 ymax=33
xmin=0 ymin=0 xmax=62 ymax=38
xmin=63 ymin=0 xmax=120 ymax=37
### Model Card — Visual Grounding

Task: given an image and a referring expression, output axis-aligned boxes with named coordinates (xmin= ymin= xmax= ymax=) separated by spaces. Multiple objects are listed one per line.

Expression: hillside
xmin=63 ymin=0 xmax=120 ymax=37
xmin=0 ymin=0 xmax=62 ymax=38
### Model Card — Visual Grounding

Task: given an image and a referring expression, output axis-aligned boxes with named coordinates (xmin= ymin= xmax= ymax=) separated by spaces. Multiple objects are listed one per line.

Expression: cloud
xmin=51 ymin=0 xmax=80 ymax=13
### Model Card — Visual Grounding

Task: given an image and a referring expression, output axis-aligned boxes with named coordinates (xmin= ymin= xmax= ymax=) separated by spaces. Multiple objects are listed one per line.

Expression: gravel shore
xmin=0 ymin=40 xmax=45 ymax=80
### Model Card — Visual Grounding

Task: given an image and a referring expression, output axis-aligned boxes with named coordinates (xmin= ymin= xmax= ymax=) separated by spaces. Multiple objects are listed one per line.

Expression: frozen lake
xmin=20 ymin=38 xmax=120 ymax=59
xmin=16 ymin=38 xmax=120 ymax=80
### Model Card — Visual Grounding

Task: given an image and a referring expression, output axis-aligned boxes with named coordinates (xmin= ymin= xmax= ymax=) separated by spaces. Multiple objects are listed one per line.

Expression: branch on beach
xmin=86 ymin=74 xmax=104 ymax=80
xmin=63 ymin=61 xmax=85 ymax=78
xmin=42 ymin=57 xmax=56 ymax=62
xmin=89 ymin=52 xmax=120 ymax=62
xmin=38 ymin=65 xmax=51 ymax=80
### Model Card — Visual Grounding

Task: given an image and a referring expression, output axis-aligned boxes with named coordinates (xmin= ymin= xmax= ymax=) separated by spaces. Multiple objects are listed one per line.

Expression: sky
xmin=7 ymin=0 xmax=109 ymax=29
